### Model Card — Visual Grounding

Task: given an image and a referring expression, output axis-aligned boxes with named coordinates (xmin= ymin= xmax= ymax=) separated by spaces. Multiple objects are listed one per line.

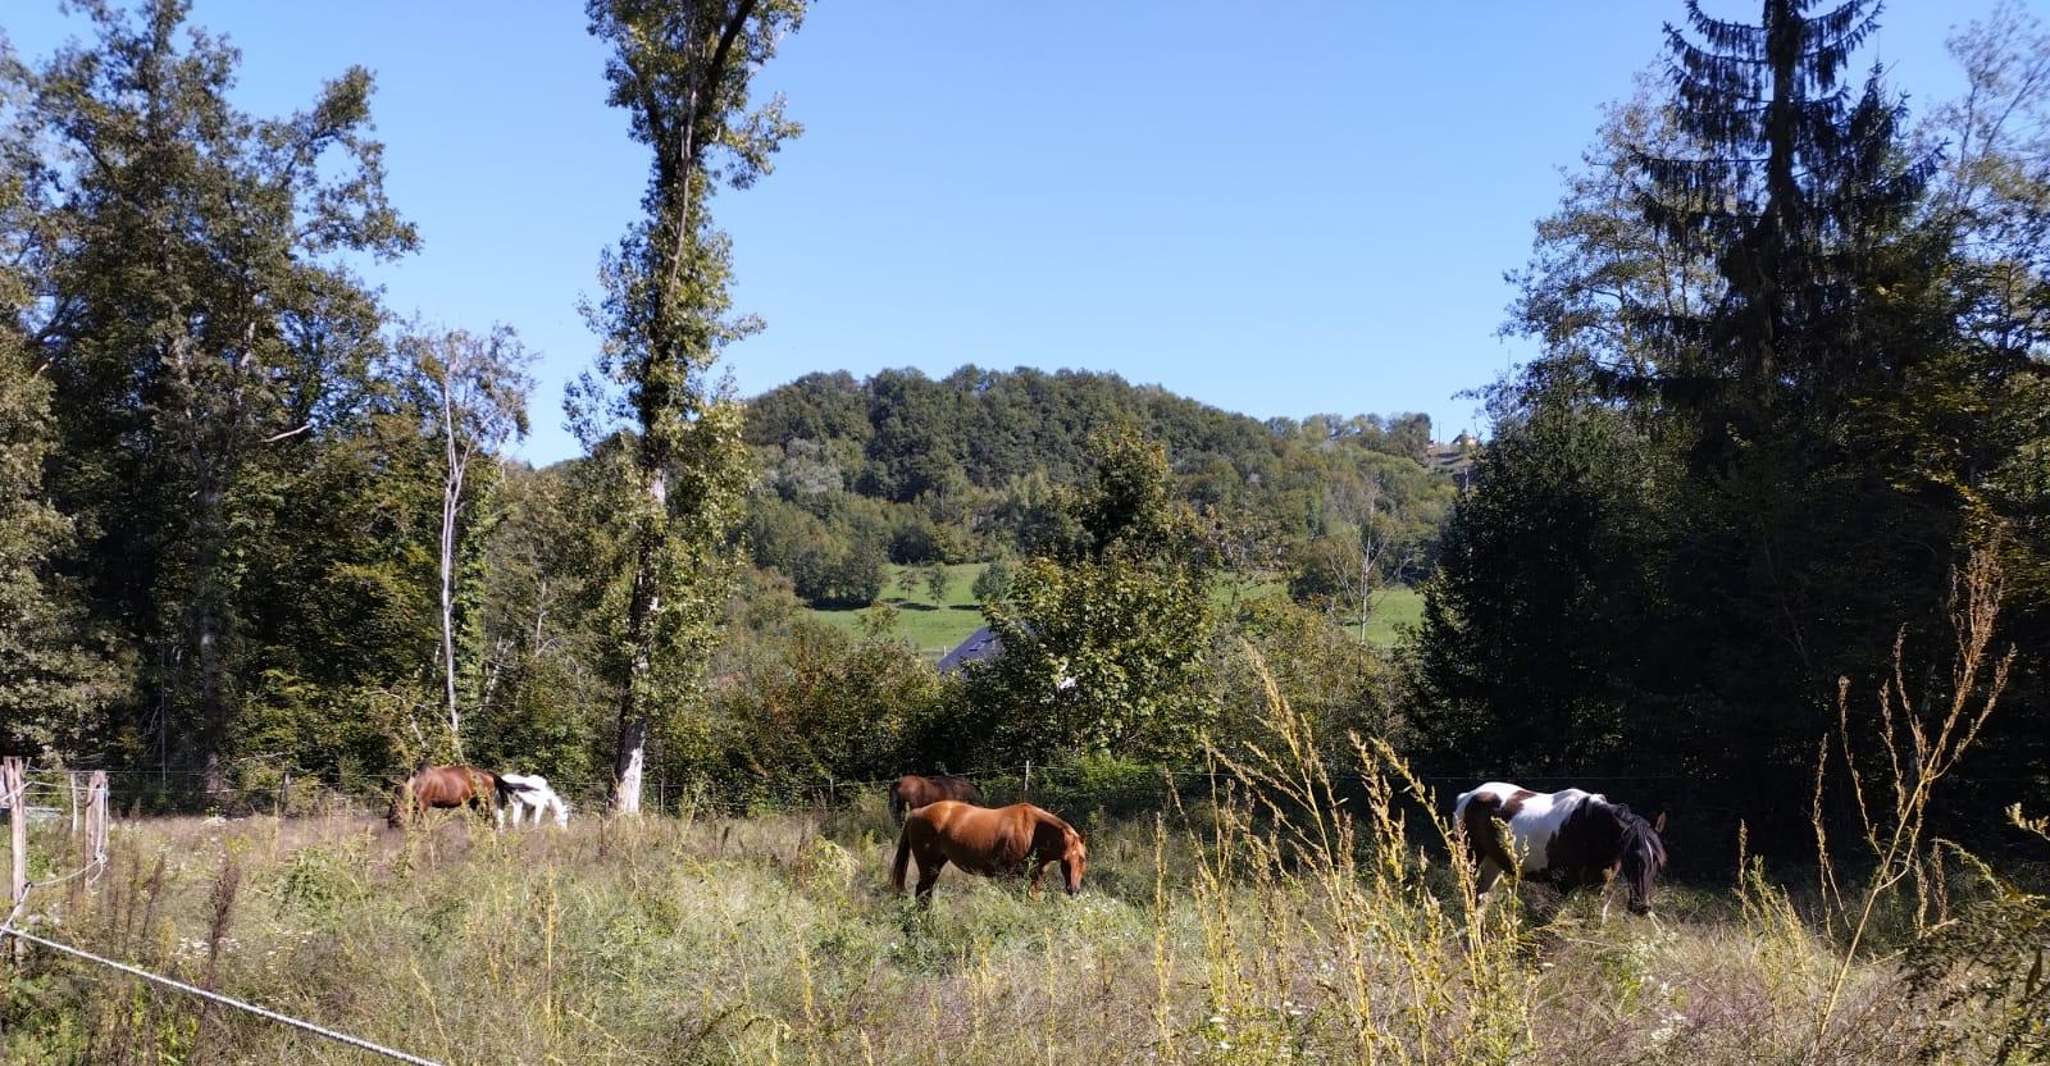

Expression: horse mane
xmin=1607 ymin=802 xmax=1666 ymax=867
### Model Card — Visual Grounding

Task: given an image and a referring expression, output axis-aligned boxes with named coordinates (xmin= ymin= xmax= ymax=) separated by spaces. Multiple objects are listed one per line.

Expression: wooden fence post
xmin=4 ymin=757 xmax=26 ymax=961
xmin=69 ymin=771 xmax=82 ymax=836
xmin=85 ymin=771 xmax=109 ymax=881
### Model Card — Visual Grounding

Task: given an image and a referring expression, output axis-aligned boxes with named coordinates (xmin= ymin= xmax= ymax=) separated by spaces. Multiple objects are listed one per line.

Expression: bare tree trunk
xmin=612 ymin=471 xmax=665 ymax=816
xmin=438 ymin=376 xmax=466 ymax=758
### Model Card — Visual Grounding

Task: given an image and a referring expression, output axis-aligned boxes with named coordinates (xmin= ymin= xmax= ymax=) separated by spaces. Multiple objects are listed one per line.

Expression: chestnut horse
xmin=387 ymin=765 xmax=513 ymax=828
xmin=887 ymin=772 xmax=980 ymax=822
xmin=891 ymin=800 xmax=1086 ymax=904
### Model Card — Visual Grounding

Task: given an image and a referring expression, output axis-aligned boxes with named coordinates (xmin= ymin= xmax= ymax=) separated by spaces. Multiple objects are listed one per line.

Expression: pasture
xmin=1 ymin=784 xmax=2000 ymax=1065
xmin=809 ymin=563 xmax=1424 ymax=657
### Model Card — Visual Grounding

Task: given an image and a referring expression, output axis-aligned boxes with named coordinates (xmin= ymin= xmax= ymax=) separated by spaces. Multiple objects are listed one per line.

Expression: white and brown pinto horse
xmin=499 ymin=773 xmax=571 ymax=828
xmin=1454 ymin=782 xmax=1668 ymax=917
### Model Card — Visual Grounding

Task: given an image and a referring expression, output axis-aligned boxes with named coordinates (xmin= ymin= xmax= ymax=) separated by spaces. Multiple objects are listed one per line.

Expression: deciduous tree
xmin=578 ymin=0 xmax=804 ymax=813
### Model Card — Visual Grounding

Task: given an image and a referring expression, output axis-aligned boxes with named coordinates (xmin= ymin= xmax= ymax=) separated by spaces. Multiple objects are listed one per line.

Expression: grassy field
xmin=808 ymin=562 xmax=988 ymax=657
xmin=0 ymin=775 xmax=1997 ymax=1064
xmin=811 ymin=564 xmax=1425 ymax=658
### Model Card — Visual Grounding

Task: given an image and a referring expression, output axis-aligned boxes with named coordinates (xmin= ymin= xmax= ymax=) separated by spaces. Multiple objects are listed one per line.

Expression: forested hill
xmin=738 ymin=366 xmax=1463 ymax=608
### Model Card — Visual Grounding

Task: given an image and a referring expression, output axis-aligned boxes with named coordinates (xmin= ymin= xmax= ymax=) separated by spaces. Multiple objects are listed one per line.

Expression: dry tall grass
xmin=3 ymin=787 xmax=2005 ymax=1060
xmin=2 ymin=617 xmax=2035 ymax=1063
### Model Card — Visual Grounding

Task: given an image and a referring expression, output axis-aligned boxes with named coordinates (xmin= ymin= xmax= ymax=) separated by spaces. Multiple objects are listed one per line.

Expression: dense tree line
xmin=0 ymin=1 xmax=1409 ymax=807
xmin=6 ymin=0 xmax=2039 ymax=852
xmin=1415 ymin=1 xmax=2050 ymax=857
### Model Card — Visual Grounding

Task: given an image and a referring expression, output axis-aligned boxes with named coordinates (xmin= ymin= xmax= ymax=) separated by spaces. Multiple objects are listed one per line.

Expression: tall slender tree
xmin=579 ymin=0 xmax=803 ymax=813
xmin=395 ymin=326 xmax=532 ymax=756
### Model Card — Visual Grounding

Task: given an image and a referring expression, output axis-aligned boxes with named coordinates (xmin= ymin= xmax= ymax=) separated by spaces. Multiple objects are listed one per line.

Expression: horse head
xmin=1033 ymin=812 xmax=1087 ymax=895
xmin=1062 ymin=828 xmax=1087 ymax=895
xmin=1615 ymin=807 xmax=1668 ymax=916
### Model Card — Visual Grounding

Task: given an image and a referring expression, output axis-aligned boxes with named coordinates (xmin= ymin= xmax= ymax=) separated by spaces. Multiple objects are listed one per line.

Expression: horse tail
xmin=491 ymin=772 xmax=521 ymax=807
xmin=887 ymin=781 xmax=904 ymax=823
xmin=890 ymin=824 xmax=913 ymax=893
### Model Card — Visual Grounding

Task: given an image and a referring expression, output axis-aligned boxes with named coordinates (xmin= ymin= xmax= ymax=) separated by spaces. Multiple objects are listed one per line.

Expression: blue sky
xmin=5 ymin=1 xmax=2005 ymax=463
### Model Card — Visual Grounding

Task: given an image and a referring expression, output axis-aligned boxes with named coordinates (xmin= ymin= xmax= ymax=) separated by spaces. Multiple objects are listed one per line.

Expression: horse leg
xmin=914 ymin=852 xmax=946 ymax=906
xmin=1474 ymin=857 xmax=1505 ymax=898
xmin=1028 ymin=860 xmax=1047 ymax=899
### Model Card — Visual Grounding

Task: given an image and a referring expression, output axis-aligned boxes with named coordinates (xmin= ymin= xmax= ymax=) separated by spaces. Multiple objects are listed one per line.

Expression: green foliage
xmin=1210 ymin=595 xmax=1396 ymax=762
xmin=1413 ymin=1 xmax=2050 ymax=856
xmin=745 ymin=494 xmax=886 ymax=606
xmin=742 ymin=366 xmax=1459 ymax=600
xmin=971 ymin=558 xmax=1015 ymax=603
xmin=703 ymin=619 xmax=946 ymax=799
xmin=965 ymin=427 xmax=1217 ymax=762
xmin=576 ymin=0 xmax=803 ymax=807
xmin=1414 ymin=392 xmax=1677 ymax=774
xmin=6 ymin=0 xmax=416 ymax=778
xmin=0 ymin=183 xmax=127 ymax=754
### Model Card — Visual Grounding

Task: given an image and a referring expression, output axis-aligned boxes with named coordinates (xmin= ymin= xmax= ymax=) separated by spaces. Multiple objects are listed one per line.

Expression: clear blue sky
xmin=5 ymin=1 xmax=2004 ymax=463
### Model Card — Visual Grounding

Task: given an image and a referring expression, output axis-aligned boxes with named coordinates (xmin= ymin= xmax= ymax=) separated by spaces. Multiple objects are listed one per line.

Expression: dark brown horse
xmin=890 ymin=800 xmax=1086 ymax=904
xmin=387 ymin=765 xmax=512 ymax=828
xmin=887 ymin=772 xmax=980 ymax=822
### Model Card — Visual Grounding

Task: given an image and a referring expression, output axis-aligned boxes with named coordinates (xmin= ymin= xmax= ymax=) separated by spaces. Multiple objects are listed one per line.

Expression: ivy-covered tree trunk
xmin=582 ymin=0 xmax=803 ymax=813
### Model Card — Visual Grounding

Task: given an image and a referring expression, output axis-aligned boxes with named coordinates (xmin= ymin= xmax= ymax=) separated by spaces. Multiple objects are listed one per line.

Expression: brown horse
xmin=891 ymin=800 xmax=1086 ymax=904
xmin=887 ymin=772 xmax=980 ymax=822
xmin=387 ymin=765 xmax=512 ymax=828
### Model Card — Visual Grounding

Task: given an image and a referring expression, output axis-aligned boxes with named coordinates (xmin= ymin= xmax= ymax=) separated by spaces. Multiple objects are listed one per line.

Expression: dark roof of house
xmin=937 ymin=626 xmax=1003 ymax=674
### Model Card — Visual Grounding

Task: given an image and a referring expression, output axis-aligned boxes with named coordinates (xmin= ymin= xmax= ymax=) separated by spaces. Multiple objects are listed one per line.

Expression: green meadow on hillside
xmin=810 ymin=564 xmax=1424 ymax=658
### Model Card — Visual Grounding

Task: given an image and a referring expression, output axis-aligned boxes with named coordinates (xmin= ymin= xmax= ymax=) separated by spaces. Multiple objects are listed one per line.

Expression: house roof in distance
xmin=937 ymin=626 xmax=1003 ymax=674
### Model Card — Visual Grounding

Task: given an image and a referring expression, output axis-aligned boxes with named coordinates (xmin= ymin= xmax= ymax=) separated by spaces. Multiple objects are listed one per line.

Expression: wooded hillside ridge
xmin=739 ymin=364 xmax=1462 ymax=609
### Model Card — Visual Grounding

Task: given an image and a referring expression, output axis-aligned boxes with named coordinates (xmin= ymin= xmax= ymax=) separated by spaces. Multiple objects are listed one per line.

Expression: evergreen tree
xmin=1635 ymin=0 xmax=1933 ymax=442
xmin=1419 ymin=1 xmax=2050 ymax=853
xmin=578 ymin=0 xmax=803 ymax=813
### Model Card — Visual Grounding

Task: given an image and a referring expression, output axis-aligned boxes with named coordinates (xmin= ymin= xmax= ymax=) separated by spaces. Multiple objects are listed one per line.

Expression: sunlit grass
xmin=809 ymin=565 xmax=1425 ymax=656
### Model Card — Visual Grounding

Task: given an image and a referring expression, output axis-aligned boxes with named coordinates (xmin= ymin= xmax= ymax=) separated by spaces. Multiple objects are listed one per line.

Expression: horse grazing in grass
xmin=499 ymin=772 xmax=570 ymax=828
xmin=1454 ymin=781 xmax=1668 ymax=917
xmin=891 ymin=800 xmax=1086 ymax=905
xmin=887 ymin=773 xmax=980 ymax=822
xmin=387 ymin=765 xmax=513 ymax=829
